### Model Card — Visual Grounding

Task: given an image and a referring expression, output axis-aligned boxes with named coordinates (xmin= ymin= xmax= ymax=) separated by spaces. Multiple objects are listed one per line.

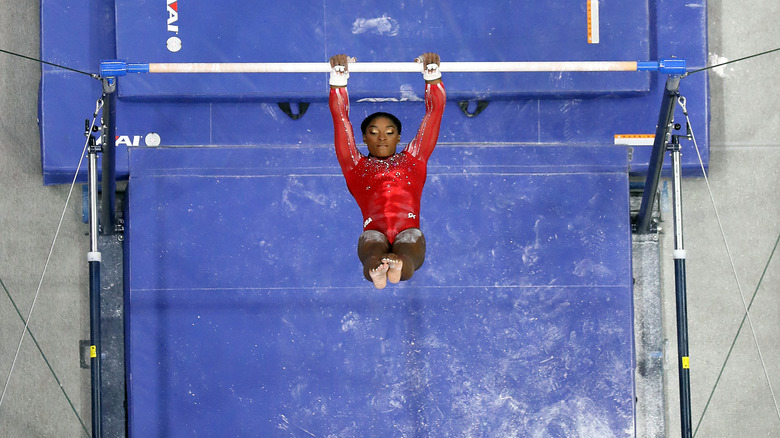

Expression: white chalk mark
xmin=708 ymin=53 xmax=729 ymax=77
xmin=352 ymin=14 xmax=399 ymax=36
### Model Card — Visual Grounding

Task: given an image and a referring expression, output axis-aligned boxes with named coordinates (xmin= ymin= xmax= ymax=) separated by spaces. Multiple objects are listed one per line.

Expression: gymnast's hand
xmin=329 ymin=54 xmax=353 ymax=69
xmin=416 ymin=52 xmax=442 ymax=83
xmin=329 ymin=54 xmax=354 ymax=87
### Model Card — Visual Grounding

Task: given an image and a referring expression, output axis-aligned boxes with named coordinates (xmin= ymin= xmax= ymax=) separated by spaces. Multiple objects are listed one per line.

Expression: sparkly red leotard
xmin=330 ymin=82 xmax=446 ymax=243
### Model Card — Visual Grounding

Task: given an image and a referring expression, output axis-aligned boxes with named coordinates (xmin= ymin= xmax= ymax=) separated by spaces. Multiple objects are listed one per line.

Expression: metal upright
xmin=669 ymin=117 xmax=693 ymax=438
xmin=86 ymin=106 xmax=103 ymax=438
xmin=633 ymin=72 xmax=693 ymax=438
xmin=101 ymin=78 xmax=117 ymax=235
xmin=84 ymin=77 xmax=120 ymax=438
xmin=635 ymin=75 xmax=680 ymax=234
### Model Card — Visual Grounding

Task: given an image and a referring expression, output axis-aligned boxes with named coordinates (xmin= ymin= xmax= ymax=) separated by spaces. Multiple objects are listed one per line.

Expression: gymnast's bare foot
xmin=383 ymin=254 xmax=403 ymax=284
xmin=369 ymin=260 xmax=390 ymax=289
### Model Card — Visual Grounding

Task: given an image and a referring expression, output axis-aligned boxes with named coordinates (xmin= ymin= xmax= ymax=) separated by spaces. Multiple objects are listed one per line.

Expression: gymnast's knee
xmin=357 ymin=230 xmax=390 ymax=262
xmin=358 ymin=230 xmax=388 ymax=244
xmin=394 ymin=228 xmax=425 ymax=245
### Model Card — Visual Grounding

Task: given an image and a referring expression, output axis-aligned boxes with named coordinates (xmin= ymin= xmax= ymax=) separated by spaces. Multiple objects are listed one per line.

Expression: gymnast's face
xmin=363 ymin=116 xmax=400 ymax=158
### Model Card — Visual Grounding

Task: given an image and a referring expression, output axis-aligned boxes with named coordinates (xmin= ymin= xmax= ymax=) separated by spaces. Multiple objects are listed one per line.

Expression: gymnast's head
xmin=361 ymin=112 xmax=402 ymax=158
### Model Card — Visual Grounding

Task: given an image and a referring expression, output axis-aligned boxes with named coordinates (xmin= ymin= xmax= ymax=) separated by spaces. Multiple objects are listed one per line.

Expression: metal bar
xmin=672 ymin=142 xmax=685 ymax=250
xmin=99 ymin=59 xmax=687 ymax=76
xmin=634 ymin=75 xmax=681 ymax=233
xmin=100 ymin=79 xmax=117 ymax=236
xmin=88 ymin=261 xmax=102 ymax=438
xmin=670 ymin=140 xmax=692 ymax=438
xmin=149 ymin=60 xmax=641 ymax=73
xmin=87 ymin=143 xmax=103 ymax=438
xmin=89 ymin=144 xmax=99 ymax=253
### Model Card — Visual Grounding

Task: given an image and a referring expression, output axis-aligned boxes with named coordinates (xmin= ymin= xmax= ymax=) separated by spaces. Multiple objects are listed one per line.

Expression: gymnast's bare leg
xmin=357 ymin=231 xmax=391 ymax=289
xmin=383 ymin=228 xmax=426 ymax=283
xmin=358 ymin=229 xmax=426 ymax=288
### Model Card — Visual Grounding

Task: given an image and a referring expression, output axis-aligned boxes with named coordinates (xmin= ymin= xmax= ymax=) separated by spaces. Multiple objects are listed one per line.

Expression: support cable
xmin=0 ymin=47 xmax=99 ymax=79
xmin=0 ymin=277 xmax=90 ymax=437
xmin=678 ymin=99 xmax=780 ymax=434
xmin=0 ymin=99 xmax=102 ymax=426
xmin=693 ymin=232 xmax=780 ymax=436
xmin=683 ymin=46 xmax=780 ymax=77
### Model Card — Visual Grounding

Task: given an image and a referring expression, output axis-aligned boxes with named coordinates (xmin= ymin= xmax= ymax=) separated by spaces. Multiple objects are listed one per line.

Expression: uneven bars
xmin=100 ymin=59 xmax=686 ymax=76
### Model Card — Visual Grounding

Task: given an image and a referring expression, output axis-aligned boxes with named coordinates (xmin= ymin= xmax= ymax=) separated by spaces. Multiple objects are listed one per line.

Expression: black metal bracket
xmin=85 ymin=119 xmax=101 ymax=153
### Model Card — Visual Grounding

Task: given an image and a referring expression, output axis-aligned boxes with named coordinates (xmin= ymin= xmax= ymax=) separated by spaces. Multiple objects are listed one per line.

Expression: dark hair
xmin=361 ymin=112 xmax=402 ymax=135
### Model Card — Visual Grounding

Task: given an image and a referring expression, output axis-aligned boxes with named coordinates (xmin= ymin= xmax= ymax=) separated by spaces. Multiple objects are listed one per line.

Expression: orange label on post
xmin=587 ymin=0 xmax=600 ymax=44
xmin=614 ymin=134 xmax=655 ymax=146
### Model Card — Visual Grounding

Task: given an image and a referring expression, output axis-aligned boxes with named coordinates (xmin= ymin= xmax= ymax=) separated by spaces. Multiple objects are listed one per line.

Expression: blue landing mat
xmin=126 ymin=145 xmax=634 ymax=436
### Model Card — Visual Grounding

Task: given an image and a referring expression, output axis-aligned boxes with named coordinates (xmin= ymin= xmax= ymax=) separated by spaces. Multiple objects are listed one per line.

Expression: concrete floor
xmin=0 ymin=2 xmax=91 ymax=437
xmin=1 ymin=1 xmax=779 ymax=436
xmin=658 ymin=1 xmax=780 ymax=436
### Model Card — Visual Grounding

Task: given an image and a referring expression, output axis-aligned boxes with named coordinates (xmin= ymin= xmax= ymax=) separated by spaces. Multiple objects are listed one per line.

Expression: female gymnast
xmin=328 ymin=52 xmax=446 ymax=289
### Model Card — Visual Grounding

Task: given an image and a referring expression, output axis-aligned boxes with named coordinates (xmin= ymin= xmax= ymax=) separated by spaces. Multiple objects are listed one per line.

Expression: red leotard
xmin=330 ymin=82 xmax=446 ymax=243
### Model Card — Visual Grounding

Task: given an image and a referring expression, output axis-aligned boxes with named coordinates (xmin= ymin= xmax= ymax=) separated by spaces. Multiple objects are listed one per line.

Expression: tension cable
xmin=677 ymin=97 xmax=780 ymax=434
xmin=0 ymin=98 xmax=103 ymax=436
xmin=0 ymin=47 xmax=99 ymax=79
xmin=693 ymin=232 xmax=780 ymax=436
xmin=683 ymin=46 xmax=780 ymax=77
xmin=0 ymin=277 xmax=90 ymax=436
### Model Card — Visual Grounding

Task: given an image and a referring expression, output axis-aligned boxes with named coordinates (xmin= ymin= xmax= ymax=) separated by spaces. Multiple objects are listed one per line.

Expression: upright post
xmin=634 ymin=75 xmax=681 ymax=233
xmin=669 ymin=135 xmax=692 ymax=438
xmin=100 ymin=78 xmax=117 ymax=235
xmin=87 ymin=128 xmax=103 ymax=438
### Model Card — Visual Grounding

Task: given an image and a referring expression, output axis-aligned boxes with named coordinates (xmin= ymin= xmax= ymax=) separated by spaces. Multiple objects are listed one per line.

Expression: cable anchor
xmin=85 ymin=98 xmax=104 ymax=154
xmin=671 ymin=96 xmax=693 ymax=145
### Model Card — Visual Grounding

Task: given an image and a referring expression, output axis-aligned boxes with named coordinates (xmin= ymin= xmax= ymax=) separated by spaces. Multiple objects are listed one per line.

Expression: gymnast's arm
xmin=405 ymin=52 xmax=446 ymax=162
xmin=328 ymin=54 xmax=361 ymax=173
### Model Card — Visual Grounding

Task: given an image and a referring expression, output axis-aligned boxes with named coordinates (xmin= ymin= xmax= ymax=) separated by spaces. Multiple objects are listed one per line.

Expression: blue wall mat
xmin=40 ymin=0 xmax=708 ymax=184
xmin=125 ymin=145 xmax=634 ymax=436
xmin=115 ymin=0 xmax=650 ymax=101
xmin=39 ymin=0 xmax=128 ymax=184
xmin=39 ymin=72 xmax=131 ymax=184
xmin=107 ymin=67 xmax=707 ymax=175
xmin=40 ymin=0 xmax=115 ymax=72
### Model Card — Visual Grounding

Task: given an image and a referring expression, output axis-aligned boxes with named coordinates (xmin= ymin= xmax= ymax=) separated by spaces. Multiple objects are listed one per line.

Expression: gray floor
xmin=0 ymin=2 xmax=91 ymax=437
xmin=659 ymin=1 xmax=780 ymax=436
xmin=1 ymin=1 xmax=778 ymax=436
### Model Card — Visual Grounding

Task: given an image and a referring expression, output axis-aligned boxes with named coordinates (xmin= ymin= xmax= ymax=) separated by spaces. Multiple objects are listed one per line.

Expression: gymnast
xmin=328 ymin=52 xmax=446 ymax=289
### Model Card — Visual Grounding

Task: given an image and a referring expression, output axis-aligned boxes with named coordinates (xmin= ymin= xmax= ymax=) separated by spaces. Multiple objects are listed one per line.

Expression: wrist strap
xmin=330 ymin=65 xmax=349 ymax=86
xmin=423 ymin=63 xmax=441 ymax=81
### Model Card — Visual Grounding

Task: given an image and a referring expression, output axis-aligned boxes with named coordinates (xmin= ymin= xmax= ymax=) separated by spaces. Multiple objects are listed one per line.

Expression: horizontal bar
xmin=100 ymin=59 xmax=686 ymax=77
xmin=148 ymin=61 xmax=641 ymax=74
